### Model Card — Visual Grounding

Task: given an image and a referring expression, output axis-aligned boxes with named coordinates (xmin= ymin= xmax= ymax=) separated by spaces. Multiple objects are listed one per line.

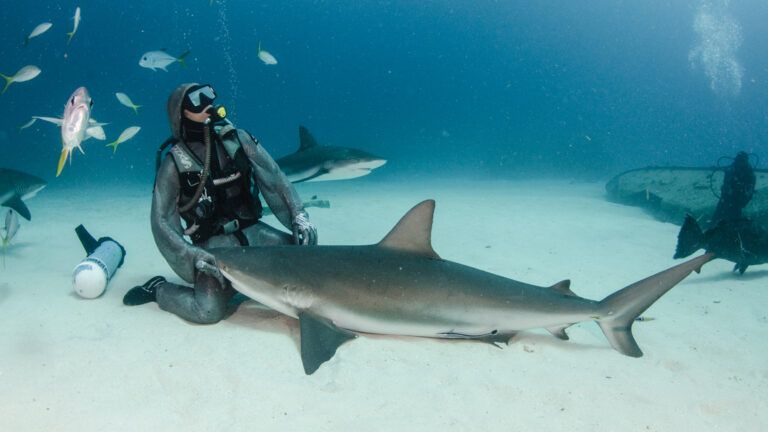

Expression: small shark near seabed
xmin=0 ymin=168 xmax=46 ymax=221
xmin=276 ymin=126 xmax=387 ymax=183
xmin=675 ymin=214 xmax=768 ymax=274
xmin=212 ymin=200 xmax=713 ymax=375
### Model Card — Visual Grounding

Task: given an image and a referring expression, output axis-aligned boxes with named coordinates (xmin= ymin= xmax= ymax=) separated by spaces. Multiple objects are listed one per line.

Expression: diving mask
xmin=186 ymin=85 xmax=217 ymax=112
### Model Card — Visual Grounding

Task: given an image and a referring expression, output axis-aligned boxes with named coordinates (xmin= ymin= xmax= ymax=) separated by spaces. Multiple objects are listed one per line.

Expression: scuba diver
xmin=675 ymin=151 xmax=766 ymax=274
xmin=709 ymin=151 xmax=756 ymax=227
xmin=123 ymin=83 xmax=317 ymax=323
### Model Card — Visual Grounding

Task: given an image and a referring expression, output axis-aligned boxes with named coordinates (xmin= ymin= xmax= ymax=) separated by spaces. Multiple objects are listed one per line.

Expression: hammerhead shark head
xmin=212 ymin=200 xmax=713 ymax=374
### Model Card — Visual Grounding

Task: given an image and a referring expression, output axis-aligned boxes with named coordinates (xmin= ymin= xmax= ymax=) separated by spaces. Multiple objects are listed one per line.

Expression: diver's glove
xmin=192 ymin=248 xmax=225 ymax=286
xmin=292 ymin=211 xmax=317 ymax=245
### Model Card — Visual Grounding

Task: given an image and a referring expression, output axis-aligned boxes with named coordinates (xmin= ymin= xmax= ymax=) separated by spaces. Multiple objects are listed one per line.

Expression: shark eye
xmin=89 ymin=99 xmax=94 ymax=107
xmin=70 ymin=96 xmax=75 ymax=105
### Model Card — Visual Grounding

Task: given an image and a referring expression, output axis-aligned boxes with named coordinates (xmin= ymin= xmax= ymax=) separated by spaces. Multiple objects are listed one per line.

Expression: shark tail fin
xmin=596 ymin=253 xmax=713 ymax=357
xmin=177 ymin=50 xmax=190 ymax=67
xmin=674 ymin=214 xmax=704 ymax=259
xmin=1 ymin=73 xmax=12 ymax=94
xmin=66 ymin=31 xmax=74 ymax=45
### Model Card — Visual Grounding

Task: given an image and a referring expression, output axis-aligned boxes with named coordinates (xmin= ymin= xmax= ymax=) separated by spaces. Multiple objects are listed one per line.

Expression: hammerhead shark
xmin=212 ymin=200 xmax=713 ymax=374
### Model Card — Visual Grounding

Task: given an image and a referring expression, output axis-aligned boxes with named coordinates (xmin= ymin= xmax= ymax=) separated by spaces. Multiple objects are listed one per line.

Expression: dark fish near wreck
xmin=675 ymin=214 xmax=768 ymax=274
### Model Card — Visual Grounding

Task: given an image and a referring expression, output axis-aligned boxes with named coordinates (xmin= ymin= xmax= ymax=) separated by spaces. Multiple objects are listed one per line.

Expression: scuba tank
xmin=72 ymin=225 xmax=126 ymax=299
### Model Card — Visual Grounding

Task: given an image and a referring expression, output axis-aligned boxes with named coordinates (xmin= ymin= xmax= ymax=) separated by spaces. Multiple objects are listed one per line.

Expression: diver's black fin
xmin=75 ymin=224 xmax=99 ymax=255
xmin=674 ymin=214 xmax=703 ymax=259
xmin=4 ymin=193 xmax=30 ymax=221
xmin=299 ymin=312 xmax=356 ymax=375
xmin=734 ymin=262 xmax=749 ymax=275
xmin=298 ymin=126 xmax=320 ymax=151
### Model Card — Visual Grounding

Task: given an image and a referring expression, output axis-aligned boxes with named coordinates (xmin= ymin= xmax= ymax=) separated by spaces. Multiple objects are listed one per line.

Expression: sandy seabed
xmin=0 ymin=177 xmax=766 ymax=432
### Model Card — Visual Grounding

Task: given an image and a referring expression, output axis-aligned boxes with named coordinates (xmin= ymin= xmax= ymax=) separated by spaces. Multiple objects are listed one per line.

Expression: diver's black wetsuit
xmin=131 ymin=83 xmax=316 ymax=324
xmin=709 ymin=151 xmax=755 ymax=227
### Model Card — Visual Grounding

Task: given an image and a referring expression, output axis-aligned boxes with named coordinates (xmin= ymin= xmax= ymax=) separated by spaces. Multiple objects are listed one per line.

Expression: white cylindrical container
xmin=72 ymin=239 xmax=125 ymax=299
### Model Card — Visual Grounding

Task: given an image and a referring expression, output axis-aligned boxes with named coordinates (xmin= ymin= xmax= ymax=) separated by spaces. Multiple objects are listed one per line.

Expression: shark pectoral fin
xmin=546 ymin=324 xmax=572 ymax=341
xmin=483 ymin=332 xmax=513 ymax=348
xmin=298 ymin=312 xmax=357 ymax=375
xmin=301 ymin=168 xmax=330 ymax=182
xmin=3 ymin=194 xmax=31 ymax=221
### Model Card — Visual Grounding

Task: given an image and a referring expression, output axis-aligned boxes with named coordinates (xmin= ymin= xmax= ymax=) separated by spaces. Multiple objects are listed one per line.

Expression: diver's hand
xmin=292 ymin=211 xmax=318 ymax=246
xmin=192 ymin=248 xmax=225 ymax=286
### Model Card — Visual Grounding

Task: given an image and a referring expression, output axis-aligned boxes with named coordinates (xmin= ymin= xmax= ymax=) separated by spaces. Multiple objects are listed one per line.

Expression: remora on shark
xmin=212 ymin=200 xmax=713 ymax=375
xmin=276 ymin=126 xmax=386 ymax=183
xmin=0 ymin=168 xmax=46 ymax=221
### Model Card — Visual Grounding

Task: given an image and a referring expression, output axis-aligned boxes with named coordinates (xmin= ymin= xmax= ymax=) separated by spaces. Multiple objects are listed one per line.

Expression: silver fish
xmin=56 ymin=87 xmax=92 ymax=177
xmin=0 ymin=65 xmax=41 ymax=94
xmin=67 ymin=7 xmax=81 ymax=44
xmin=105 ymin=126 xmax=141 ymax=153
xmin=26 ymin=22 xmax=52 ymax=45
xmin=115 ymin=92 xmax=141 ymax=114
xmin=138 ymin=50 xmax=190 ymax=71
xmin=257 ymin=41 xmax=277 ymax=65
xmin=2 ymin=209 xmax=19 ymax=247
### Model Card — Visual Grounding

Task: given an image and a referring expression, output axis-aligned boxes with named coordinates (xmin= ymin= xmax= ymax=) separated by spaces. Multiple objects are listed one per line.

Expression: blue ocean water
xmin=1 ymin=0 xmax=767 ymax=185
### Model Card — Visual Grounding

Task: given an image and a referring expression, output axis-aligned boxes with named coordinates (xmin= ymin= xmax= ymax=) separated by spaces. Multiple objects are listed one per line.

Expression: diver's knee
xmin=193 ymin=306 xmax=226 ymax=324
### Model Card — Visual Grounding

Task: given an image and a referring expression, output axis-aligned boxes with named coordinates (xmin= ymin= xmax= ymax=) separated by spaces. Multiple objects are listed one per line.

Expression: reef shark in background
xmin=0 ymin=168 xmax=46 ymax=221
xmin=212 ymin=200 xmax=713 ymax=375
xmin=275 ymin=126 xmax=386 ymax=183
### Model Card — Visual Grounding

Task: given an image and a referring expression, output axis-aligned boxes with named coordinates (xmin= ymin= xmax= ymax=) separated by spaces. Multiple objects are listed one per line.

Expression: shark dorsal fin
xmin=550 ymin=280 xmax=576 ymax=297
xmin=378 ymin=200 xmax=440 ymax=259
xmin=298 ymin=126 xmax=320 ymax=151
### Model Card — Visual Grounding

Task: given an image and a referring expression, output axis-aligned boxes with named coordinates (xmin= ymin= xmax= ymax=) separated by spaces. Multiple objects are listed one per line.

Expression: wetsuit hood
xmin=167 ymin=83 xmax=199 ymax=140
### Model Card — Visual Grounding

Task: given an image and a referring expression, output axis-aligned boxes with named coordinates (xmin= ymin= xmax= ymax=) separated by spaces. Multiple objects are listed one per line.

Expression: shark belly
xmin=304 ymin=167 xmax=375 ymax=182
